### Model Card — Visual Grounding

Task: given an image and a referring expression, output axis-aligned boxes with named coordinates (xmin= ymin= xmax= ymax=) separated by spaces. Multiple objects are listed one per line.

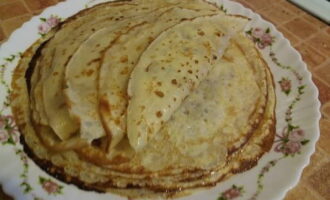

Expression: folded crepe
xmin=126 ymin=14 xmax=248 ymax=151
xmin=68 ymin=1 xmax=222 ymax=148
xmin=33 ymin=0 xmax=182 ymax=141
xmin=10 ymin=0 xmax=276 ymax=198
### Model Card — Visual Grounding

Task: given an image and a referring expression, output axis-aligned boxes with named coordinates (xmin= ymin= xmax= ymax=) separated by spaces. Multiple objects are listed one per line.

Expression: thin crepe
xmin=98 ymin=5 xmax=222 ymax=150
xmin=127 ymin=14 xmax=248 ymax=150
xmin=11 ymin=32 xmax=275 ymax=197
xmin=10 ymin=0 xmax=276 ymax=198
xmin=34 ymin=0 xmax=178 ymax=140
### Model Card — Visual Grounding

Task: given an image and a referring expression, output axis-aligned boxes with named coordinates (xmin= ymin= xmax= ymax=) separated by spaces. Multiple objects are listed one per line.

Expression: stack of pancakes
xmin=11 ymin=0 xmax=276 ymax=198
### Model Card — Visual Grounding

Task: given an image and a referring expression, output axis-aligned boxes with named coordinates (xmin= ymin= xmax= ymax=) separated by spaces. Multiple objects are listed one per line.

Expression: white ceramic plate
xmin=0 ymin=0 xmax=321 ymax=200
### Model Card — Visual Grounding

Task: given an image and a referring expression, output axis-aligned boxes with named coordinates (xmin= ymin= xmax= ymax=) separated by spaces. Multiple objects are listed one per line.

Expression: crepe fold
xmin=11 ymin=0 xmax=276 ymax=198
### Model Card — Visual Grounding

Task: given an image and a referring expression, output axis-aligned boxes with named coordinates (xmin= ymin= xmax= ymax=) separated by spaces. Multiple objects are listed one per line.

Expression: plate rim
xmin=0 ymin=0 xmax=322 ymax=199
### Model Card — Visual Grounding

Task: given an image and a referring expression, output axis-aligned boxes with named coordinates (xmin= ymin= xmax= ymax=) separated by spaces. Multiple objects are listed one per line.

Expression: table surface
xmin=0 ymin=0 xmax=329 ymax=199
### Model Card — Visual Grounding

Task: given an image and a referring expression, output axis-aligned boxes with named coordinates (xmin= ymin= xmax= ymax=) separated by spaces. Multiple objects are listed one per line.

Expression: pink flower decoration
xmin=275 ymin=141 xmax=301 ymax=155
xmin=46 ymin=16 xmax=60 ymax=27
xmin=252 ymin=28 xmax=264 ymax=38
xmin=279 ymin=78 xmax=291 ymax=94
xmin=257 ymin=42 xmax=266 ymax=49
xmin=289 ymin=129 xmax=305 ymax=142
xmin=261 ymin=33 xmax=273 ymax=46
xmin=38 ymin=23 xmax=51 ymax=35
xmin=247 ymin=28 xmax=274 ymax=49
xmin=274 ymin=142 xmax=283 ymax=153
xmin=223 ymin=188 xmax=241 ymax=199
xmin=11 ymin=133 xmax=19 ymax=143
xmin=0 ymin=119 xmax=5 ymax=129
xmin=0 ymin=130 xmax=8 ymax=142
xmin=38 ymin=16 xmax=60 ymax=35
xmin=21 ymin=155 xmax=28 ymax=165
xmin=7 ymin=116 xmax=16 ymax=127
xmin=42 ymin=180 xmax=59 ymax=194
xmin=284 ymin=141 xmax=301 ymax=154
xmin=274 ymin=125 xmax=308 ymax=156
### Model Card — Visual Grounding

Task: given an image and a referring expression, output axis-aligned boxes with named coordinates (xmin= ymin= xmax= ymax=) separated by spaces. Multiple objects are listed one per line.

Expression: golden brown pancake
xmin=10 ymin=0 xmax=276 ymax=198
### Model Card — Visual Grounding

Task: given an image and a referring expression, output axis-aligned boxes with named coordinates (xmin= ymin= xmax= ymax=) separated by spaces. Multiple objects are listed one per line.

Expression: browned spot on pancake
xmin=65 ymin=97 xmax=73 ymax=109
xmin=227 ymin=106 xmax=236 ymax=116
xmin=260 ymin=118 xmax=276 ymax=152
xmin=157 ymin=81 xmax=162 ymax=86
xmin=145 ymin=63 xmax=151 ymax=72
xmin=87 ymin=58 xmax=100 ymax=66
xmin=120 ymin=55 xmax=128 ymax=63
xmin=197 ymin=30 xmax=205 ymax=36
xmin=171 ymin=79 xmax=177 ymax=85
xmin=148 ymin=36 xmax=154 ymax=42
xmin=53 ymin=72 xmax=59 ymax=76
xmin=187 ymin=70 xmax=193 ymax=74
xmin=10 ymin=92 xmax=19 ymax=101
xmin=79 ymin=145 xmax=129 ymax=166
xmin=11 ymin=106 xmax=25 ymax=124
xmin=121 ymin=67 xmax=130 ymax=75
xmin=178 ymin=173 xmax=209 ymax=183
xmin=154 ymin=90 xmax=164 ymax=97
xmin=231 ymin=158 xmax=260 ymax=174
xmin=213 ymin=55 xmax=218 ymax=60
xmin=215 ymin=31 xmax=222 ymax=37
xmin=136 ymin=45 xmax=142 ymax=51
xmin=58 ymin=102 xmax=67 ymax=109
xmin=156 ymin=111 xmax=162 ymax=118
xmin=222 ymin=55 xmax=233 ymax=62
xmin=99 ymin=96 xmax=111 ymax=115
xmin=194 ymin=60 xmax=199 ymax=64
xmin=114 ymin=118 xmax=121 ymax=125
xmin=82 ymin=69 xmax=94 ymax=77
xmin=203 ymin=42 xmax=211 ymax=51
xmin=64 ymin=55 xmax=73 ymax=66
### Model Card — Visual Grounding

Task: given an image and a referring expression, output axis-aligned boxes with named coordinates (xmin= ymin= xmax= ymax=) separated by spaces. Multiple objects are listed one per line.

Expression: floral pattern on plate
xmin=38 ymin=16 xmax=61 ymax=36
xmin=217 ymin=27 xmax=310 ymax=200
xmin=0 ymin=1 xmax=320 ymax=200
